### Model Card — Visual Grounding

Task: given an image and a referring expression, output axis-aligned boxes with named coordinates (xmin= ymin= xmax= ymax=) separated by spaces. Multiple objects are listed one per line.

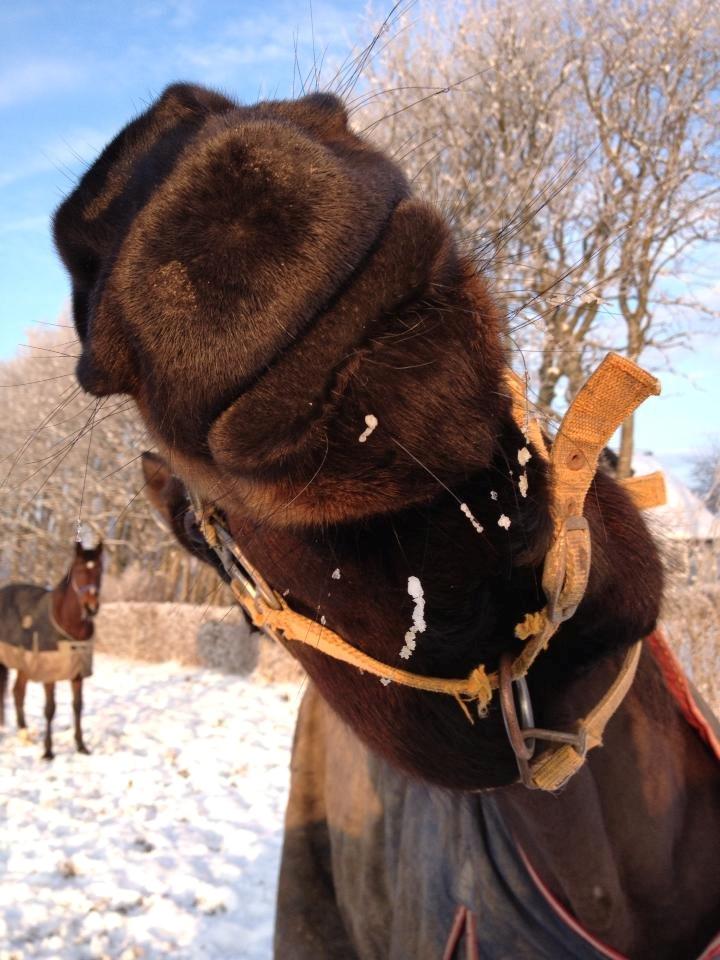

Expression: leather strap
xmin=511 ymin=354 xmax=660 ymax=681
xmin=230 ymin=578 xmax=495 ymax=717
xmin=622 ymin=470 xmax=666 ymax=511
xmin=501 ymin=366 xmax=667 ymax=515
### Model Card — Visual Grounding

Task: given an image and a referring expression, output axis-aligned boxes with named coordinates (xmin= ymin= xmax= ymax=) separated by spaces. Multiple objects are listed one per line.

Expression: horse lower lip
xmin=77 ymin=351 xmax=127 ymax=399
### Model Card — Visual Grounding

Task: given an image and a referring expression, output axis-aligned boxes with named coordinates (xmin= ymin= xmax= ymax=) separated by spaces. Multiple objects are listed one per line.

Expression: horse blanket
xmin=0 ymin=584 xmax=93 ymax=683
xmin=275 ymin=633 xmax=720 ymax=960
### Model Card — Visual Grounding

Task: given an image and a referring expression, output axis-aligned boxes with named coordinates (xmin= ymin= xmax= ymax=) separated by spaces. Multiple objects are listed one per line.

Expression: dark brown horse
xmin=0 ymin=540 xmax=103 ymax=759
xmin=52 ymin=84 xmax=720 ymax=958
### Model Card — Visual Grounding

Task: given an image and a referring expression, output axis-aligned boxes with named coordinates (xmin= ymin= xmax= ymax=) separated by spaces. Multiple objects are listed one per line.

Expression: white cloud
xmin=172 ymin=2 xmax=362 ymax=91
xmin=0 ymin=215 xmax=49 ymax=234
xmin=138 ymin=0 xmax=199 ymax=29
xmin=177 ymin=41 xmax=289 ymax=79
xmin=0 ymin=57 xmax=84 ymax=109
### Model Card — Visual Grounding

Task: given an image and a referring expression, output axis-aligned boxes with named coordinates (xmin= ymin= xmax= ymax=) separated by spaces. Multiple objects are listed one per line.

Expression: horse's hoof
xmin=18 ymin=728 xmax=35 ymax=743
xmin=77 ymin=745 xmax=91 ymax=755
xmin=42 ymin=751 xmax=55 ymax=761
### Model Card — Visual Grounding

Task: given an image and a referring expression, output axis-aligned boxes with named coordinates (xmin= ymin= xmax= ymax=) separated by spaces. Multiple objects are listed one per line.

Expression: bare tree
xmin=692 ymin=440 xmax=720 ymax=514
xmin=572 ymin=1 xmax=720 ymax=474
xmin=0 ymin=324 xmax=226 ymax=604
xmin=362 ymin=0 xmax=720 ymax=473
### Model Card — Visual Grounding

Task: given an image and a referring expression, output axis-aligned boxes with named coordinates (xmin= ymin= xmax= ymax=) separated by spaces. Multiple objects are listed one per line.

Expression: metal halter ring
xmin=499 ymin=653 xmax=536 ymax=763
xmin=499 ymin=653 xmax=590 ymax=788
xmin=188 ymin=490 xmax=282 ymax=613
xmin=208 ymin=517 xmax=282 ymax=612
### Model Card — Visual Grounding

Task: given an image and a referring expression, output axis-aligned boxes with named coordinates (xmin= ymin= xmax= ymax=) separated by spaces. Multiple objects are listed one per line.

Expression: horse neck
xmin=51 ymin=571 xmax=92 ymax=641
xmin=497 ymin=647 xmax=720 ymax=960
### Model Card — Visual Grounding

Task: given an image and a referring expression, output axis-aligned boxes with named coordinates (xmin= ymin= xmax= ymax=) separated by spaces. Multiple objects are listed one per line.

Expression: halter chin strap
xmin=197 ymin=352 xmax=662 ymax=791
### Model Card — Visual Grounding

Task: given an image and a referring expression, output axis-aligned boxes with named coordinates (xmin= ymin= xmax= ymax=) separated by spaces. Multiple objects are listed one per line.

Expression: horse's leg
xmin=13 ymin=671 xmax=28 ymax=729
xmin=71 ymin=677 xmax=89 ymax=754
xmin=0 ymin=664 xmax=7 ymax=726
xmin=42 ymin=682 xmax=56 ymax=760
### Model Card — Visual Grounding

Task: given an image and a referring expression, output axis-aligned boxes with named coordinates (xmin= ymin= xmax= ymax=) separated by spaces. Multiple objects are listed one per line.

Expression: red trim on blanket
xmin=646 ymin=630 xmax=720 ymax=762
xmin=699 ymin=935 xmax=720 ymax=960
xmin=521 ymin=845 xmax=720 ymax=960
xmin=517 ymin=844 xmax=628 ymax=960
xmin=518 ymin=629 xmax=720 ymax=960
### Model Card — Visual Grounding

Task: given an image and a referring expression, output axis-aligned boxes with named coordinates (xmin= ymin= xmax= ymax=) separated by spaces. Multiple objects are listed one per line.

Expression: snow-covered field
xmin=0 ymin=655 xmax=302 ymax=960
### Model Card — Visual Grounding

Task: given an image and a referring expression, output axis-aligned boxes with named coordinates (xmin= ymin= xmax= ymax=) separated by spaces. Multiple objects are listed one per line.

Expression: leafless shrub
xmin=0 ymin=326 xmax=216 ymax=602
xmin=662 ymin=581 xmax=720 ymax=715
xmin=95 ymin=602 xmax=304 ymax=683
xmin=692 ymin=439 xmax=720 ymax=514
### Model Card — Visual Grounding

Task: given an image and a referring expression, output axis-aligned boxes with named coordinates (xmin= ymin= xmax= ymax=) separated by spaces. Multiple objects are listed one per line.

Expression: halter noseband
xmin=195 ymin=353 xmax=663 ymax=791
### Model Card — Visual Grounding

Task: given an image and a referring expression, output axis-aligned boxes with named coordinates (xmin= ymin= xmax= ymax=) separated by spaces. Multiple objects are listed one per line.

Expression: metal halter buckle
xmin=208 ymin=517 xmax=282 ymax=613
xmin=544 ymin=515 xmax=591 ymax=625
xmin=499 ymin=654 xmax=588 ymax=789
xmin=198 ymin=512 xmax=287 ymax=647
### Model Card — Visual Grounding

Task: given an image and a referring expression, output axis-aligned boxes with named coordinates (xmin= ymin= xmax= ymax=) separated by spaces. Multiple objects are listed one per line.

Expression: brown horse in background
xmin=0 ymin=541 xmax=103 ymax=759
xmin=51 ymin=83 xmax=720 ymax=958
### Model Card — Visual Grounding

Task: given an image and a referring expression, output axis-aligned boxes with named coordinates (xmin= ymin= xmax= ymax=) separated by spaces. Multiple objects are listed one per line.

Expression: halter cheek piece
xmin=194 ymin=353 xmax=664 ymax=791
xmin=72 ymin=581 xmax=98 ymax=599
xmin=69 ymin=569 xmax=100 ymax=619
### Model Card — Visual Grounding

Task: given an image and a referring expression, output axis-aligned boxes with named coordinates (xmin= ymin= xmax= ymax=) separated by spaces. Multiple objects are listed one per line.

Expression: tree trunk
xmin=617 ymin=412 xmax=635 ymax=479
xmin=537 ymin=347 xmax=561 ymax=411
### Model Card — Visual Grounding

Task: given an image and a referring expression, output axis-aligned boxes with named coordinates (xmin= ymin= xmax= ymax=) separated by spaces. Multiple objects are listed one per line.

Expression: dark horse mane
xmin=53 ymin=82 xmax=663 ymax=790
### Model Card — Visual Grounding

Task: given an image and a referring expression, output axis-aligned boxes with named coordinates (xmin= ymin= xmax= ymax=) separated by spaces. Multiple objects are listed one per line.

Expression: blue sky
xmin=0 ymin=0 xmax=371 ymax=355
xmin=1 ymin=0 xmax=717 ymax=485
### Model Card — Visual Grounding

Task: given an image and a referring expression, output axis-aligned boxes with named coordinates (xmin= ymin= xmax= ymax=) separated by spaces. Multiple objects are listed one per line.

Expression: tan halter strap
xmin=198 ymin=352 xmax=661 ymax=790
xmin=201 ymin=516 xmax=496 ymax=717
xmin=502 ymin=363 xmax=666 ymax=515
xmin=530 ymin=640 xmax=643 ymax=790
xmin=620 ymin=469 xmax=666 ymax=511
xmin=510 ymin=352 xmax=661 ymax=682
xmin=499 ymin=639 xmax=643 ymax=790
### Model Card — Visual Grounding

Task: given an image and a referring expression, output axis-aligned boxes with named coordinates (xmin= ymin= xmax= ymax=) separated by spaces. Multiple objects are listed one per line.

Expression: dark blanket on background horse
xmin=0 ymin=584 xmax=93 ymax=683
xmin=277 ymin=636 xmax=720 ymax=960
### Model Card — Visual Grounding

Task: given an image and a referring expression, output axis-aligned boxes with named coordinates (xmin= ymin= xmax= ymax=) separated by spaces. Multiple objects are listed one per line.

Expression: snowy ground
xmin=0 ymin=655 xmax=303 ymax=960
